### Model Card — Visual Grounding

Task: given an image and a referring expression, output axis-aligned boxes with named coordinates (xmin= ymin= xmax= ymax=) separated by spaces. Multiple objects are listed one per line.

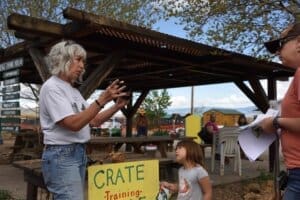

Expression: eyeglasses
xmin=277 ymin=35 xmax=297 ymax=51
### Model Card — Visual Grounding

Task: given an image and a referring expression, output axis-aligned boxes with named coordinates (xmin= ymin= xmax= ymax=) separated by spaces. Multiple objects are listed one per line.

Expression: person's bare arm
xmin=160 ymin=181 xmax=178 ymax=193
xmin=58 ymin=80 xmax=128 ymax=131
xmin=261 ymin=117 xmax=300 ymax=134
xmin=199 ymin=176 xmax=212 ymax=200
xmin=90 ymin=97 xmax=129 ymax=127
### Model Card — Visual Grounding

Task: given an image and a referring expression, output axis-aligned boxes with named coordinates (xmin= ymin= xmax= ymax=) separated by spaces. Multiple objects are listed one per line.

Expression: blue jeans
xmin=283 ymin=168 xmax=300 ymax=200
xmin=42 ymin=143 xmax=87 ymax=200
xmin=137 ymin=126 xmax=147 ymax=136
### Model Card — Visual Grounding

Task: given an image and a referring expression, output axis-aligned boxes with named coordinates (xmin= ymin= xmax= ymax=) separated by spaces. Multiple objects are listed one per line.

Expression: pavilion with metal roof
xmin=0 ymin=7 xmax=294 ymax=171
xmin=1 ymin=7 xmax=294 ymax=113
xmin=0 ymin=8 xmax=294 ymax=126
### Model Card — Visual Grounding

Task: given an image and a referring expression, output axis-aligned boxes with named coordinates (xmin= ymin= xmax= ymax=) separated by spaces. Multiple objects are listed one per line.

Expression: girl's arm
xmin=199 ymin=176 xmax=212 ymax=200
xmin=160 ymin=181 xmax=178 ymax=193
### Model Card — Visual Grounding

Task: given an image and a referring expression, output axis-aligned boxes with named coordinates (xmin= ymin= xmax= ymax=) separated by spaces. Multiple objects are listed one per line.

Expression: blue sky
xmin=151 ymin=19 xmax=292 ymax=109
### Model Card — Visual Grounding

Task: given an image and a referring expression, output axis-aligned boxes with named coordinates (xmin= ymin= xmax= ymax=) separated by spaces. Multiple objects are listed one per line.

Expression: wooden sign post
xmin=0 ymin=57 xmax=23 ymax=134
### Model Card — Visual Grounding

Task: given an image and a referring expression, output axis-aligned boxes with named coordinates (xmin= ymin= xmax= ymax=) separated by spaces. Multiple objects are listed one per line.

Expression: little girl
xmin=160 ymin=140 xmax=212 ymax=200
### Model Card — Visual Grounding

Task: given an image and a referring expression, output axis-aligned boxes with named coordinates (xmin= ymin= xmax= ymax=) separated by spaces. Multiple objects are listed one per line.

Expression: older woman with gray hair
xmin=39 ymin=40 xmax=129 ymax=200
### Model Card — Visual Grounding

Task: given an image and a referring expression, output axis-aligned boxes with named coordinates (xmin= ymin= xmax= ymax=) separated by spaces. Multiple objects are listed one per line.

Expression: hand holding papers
xmin=238 ymin=109 xmax=279 ymax=162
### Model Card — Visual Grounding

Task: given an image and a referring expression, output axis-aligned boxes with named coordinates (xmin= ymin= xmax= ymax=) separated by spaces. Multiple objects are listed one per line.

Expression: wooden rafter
xmin=234 ymin=80 xmax=265 ymax=111
xmin=28 ymin=48 xmax=50 ymax=82
xmin=249 ymin=78 xmax=269 ymax=112
xmin=79 ymin=51 xmax=125 ymax=99
xmin=7 ymin=13 xmax=64 ymax=38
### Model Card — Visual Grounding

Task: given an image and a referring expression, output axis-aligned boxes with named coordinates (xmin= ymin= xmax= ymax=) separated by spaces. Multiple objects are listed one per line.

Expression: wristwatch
xmin=272 ymin=116 xmax=281 ymax=130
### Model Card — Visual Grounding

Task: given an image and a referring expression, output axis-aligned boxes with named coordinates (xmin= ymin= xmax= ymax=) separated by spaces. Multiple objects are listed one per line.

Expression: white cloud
xmin=195 ymin=94 xmax=254 ymax=108
xmin=168 ymin=78 xmax=293 ymax=109
xmin=170 ymin=95 xmax=189 ymax=108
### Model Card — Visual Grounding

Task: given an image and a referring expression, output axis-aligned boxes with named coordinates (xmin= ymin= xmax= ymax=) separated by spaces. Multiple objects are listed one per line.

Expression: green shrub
xmin=152 ymin=130 xmax=169 ymax=136
xmin=110 ymin=128 xmax=121 ymax=137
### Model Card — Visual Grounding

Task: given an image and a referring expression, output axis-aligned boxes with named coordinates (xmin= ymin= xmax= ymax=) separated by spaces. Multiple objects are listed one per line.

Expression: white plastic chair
xmin=210 ymin=127 xmax=240 ymax=173
xmin=219 ymin=133 xmax=242 ymax=176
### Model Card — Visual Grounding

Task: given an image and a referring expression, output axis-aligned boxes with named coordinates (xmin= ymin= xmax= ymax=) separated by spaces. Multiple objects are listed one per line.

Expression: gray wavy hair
xmin=46 ymin=40 xmax=87 ymax=82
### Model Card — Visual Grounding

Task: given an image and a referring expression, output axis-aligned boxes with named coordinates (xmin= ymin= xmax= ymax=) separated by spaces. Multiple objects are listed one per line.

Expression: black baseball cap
xmin=264 ymin=23 xmax=300 ymax=54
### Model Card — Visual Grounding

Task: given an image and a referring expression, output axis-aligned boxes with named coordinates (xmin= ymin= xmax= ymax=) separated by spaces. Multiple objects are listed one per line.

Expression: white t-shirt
xmin=177 ymin=165 xmax=208 ymax=200
xmin=39 ymin=76 xmax=90 ymax=144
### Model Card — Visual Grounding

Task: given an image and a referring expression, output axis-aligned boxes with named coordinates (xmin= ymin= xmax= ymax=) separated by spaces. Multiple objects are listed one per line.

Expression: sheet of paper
xmin=239 ymin=108 xmax=279 ymax=131
xmin=238 ymin=128 xmax=276 ymax=161
xmin=238 ymin=108 xmax=279 ymax=162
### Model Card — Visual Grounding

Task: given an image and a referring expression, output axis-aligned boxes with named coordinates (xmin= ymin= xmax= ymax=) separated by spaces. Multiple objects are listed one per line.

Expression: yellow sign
xmin=88 ymin=160 xmax=159 ymax=200
xmin=185 ymin=114 xmax=201 ymax=143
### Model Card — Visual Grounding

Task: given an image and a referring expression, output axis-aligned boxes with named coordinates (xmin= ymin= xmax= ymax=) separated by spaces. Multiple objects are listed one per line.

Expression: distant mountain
xmin=235 ymin=106 xmax=262 ymax=116
xmin=166 ymin=106 xmax=261 ymax=117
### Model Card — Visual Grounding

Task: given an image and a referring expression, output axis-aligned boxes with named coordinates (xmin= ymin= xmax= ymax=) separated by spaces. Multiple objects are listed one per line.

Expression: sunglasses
xmin=277 ymin=35 xmax=297 ymax=51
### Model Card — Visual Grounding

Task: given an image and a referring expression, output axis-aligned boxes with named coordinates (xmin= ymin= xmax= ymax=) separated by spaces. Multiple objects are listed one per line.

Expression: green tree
xmin=141 ymin=89 xmax=172 ymax=128
xmin=157 ymin=0 xmax=300 ymax=58
xmin=0 ymin=0 xmax=161 ymax=114
xmin=0 ymin=0 xmax=160 ymax=48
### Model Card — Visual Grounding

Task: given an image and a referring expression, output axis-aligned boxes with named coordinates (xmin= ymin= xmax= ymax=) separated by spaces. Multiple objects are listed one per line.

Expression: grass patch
xmin=257 ymin=171 xmax=273 ymax=181
xmin=0 ymin=190 xmax=13 ymax=200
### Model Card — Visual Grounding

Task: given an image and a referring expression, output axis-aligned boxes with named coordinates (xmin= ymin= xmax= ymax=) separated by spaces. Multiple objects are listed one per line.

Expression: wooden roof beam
xmin=128 ymin=50 xmax=230 ymax=69
xmin=234 ymin=79 xmax=269 ymax=112
xmin=14 ymin=31 xmax=53 ymax=41
xmin=63 ymin=7 xmax=212 ymax=54
xmin=233 ymin=56 xmax=293 ymax=73
xmin=0 ymin=41 xmax=29 ymax=62
xmin=28 ymin=48 xmax=51 ymax=82
xmin=79 ymin=51 xmax=125 ymax=98
xmin=234 ymin=80 xmax=265 ymax=111
xmin=7 ymin=13 xmax=64 ymax=38
xmin=249 ymin=78 xmax=269 ymax=112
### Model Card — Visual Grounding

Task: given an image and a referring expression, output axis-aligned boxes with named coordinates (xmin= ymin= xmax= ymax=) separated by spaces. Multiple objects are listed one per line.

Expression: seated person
xmin=199 ymin=112 xmax=219 ymax=144
xmin=199 ymin=112 xmax=229 ymax=163
xmin=237 ymin=114 xmax=248 ymax=126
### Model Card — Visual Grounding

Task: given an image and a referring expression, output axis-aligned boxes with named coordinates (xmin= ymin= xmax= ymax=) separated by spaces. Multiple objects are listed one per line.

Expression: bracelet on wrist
xmin=95 ymin=100 xmax=104 ymax=109
xmin=272 ymin=116 xmax=281 ymax=130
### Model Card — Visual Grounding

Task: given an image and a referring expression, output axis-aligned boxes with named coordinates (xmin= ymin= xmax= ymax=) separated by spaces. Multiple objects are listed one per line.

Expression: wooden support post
xmin=29 ymin=48 xmax=51 ymax=82
xmin=267 ymin=78 xmax=277 ymax=173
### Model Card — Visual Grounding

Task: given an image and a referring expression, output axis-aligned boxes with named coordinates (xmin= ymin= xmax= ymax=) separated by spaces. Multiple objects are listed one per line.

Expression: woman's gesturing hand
xmin=98 ymin=79 xmax=130 ymax=104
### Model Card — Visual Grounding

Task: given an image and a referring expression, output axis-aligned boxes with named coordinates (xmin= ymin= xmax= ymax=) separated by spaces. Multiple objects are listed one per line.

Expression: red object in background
xmin=159 ymin=124 xmax=184 ymax=132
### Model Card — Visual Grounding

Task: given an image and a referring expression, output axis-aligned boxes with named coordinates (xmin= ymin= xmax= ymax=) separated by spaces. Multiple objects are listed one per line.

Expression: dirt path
xmin=0 ymin=164 xmax=26 ymax=199
xmin=0 ymin=135 xmax=27 ymax=199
